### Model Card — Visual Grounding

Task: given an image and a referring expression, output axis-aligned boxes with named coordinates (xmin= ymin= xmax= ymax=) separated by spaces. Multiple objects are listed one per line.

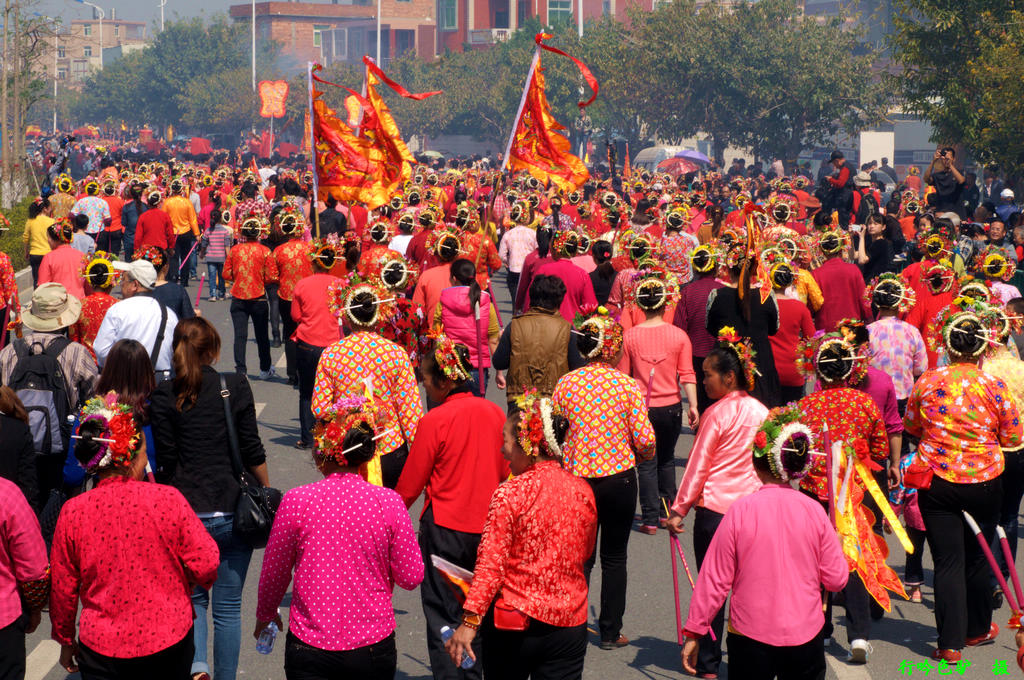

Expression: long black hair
xmin=450 ymin=258 xmax=481 ymax=310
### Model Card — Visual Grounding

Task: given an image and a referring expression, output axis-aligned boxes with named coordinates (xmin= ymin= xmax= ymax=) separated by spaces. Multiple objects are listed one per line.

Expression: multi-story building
xmin=44 ymin=12 xmax=150 ymax=87
xmin=228 ymin=1 xmax=436 ymax=67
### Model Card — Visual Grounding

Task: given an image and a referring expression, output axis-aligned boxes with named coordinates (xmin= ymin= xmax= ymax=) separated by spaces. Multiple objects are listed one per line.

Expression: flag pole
xmin=501 ymin=43 xmax=542 ymax=173
xmin=307 ymin=61 xmax=321 ymax=239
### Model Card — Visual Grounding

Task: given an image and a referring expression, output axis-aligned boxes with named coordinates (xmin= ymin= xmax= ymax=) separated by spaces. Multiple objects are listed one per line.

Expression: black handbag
xmin=219 ymin=374 xmax=282 ymax=549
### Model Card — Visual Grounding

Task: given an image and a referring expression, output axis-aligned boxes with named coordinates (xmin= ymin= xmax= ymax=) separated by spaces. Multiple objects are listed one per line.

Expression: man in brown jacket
xmin=492 ymin=274 xmax=586 ymax=412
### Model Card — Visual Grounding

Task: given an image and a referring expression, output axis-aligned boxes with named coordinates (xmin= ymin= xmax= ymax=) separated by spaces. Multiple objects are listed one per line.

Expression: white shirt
xmin=389 ymin=234 xmax=413 ymax=257
xmin=93 ymin=296 xmax=179 ymax=371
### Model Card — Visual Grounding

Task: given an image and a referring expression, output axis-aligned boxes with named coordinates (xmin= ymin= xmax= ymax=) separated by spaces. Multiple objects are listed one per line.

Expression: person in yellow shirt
xmin=163 ymin=178 xmax=200 ymax=288
xmin=23 ymin=197 xmax=54 ymax=285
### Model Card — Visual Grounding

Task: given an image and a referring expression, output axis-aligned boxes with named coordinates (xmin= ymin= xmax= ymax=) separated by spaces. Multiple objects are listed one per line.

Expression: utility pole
xmin=2 ymin=0 xmax=10 ymax=203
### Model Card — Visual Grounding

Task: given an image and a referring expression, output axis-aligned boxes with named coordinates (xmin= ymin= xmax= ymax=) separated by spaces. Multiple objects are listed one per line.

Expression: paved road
xmin=21 ymin=272 xmax=1024 ymax=680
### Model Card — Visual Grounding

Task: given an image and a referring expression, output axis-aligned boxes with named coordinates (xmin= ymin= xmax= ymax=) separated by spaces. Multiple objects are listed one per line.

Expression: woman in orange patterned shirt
xmin=552 ymin=309 xmax=655 ymax=651
xmin=905 ymin=298 xmax=1023 ymax=661
xmin=311 ymin=279 xmax=423 ymax=489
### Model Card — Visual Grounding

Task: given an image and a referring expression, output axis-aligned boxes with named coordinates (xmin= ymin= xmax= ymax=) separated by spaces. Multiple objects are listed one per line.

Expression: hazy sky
xmin=41 ymin=0 xmax=235 ymax=33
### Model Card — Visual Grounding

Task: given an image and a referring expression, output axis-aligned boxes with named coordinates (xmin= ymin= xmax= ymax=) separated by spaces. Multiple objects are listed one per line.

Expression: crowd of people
xmin=3 ymin=143 xmax=1024 ymax=680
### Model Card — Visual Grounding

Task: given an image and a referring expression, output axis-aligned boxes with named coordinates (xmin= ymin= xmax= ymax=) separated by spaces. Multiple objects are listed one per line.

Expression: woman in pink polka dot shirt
xmin=255 ymin=403 xmax=424 ymax=679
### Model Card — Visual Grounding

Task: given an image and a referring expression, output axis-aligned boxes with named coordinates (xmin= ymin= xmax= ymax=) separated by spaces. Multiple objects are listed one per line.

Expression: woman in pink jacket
xmin=435 ymin=258 xmax=500 ymax=395
xmin=679 ymin=404 xmax=848 ymax=679
xmin=665 ymin=330 xmax=768 ymax=678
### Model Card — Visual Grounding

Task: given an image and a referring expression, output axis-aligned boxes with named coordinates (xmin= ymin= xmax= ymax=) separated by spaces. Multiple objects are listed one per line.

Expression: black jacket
xmin=0 ymin=415 xmax=37 ymax=511
xmin=151 ymin=366 xmax=266 ymax=513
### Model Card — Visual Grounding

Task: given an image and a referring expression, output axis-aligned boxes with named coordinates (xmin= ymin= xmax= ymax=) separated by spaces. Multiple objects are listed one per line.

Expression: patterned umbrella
xmin=657 ymin=157 xmax=699 ymax=176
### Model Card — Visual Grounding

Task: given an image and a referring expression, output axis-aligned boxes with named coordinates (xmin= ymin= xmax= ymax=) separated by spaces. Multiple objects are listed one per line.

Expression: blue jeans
xmin=207 ymin=262 xmax=225 ymax=298
xmin=191 ymin=515 xmax=253 ymax=680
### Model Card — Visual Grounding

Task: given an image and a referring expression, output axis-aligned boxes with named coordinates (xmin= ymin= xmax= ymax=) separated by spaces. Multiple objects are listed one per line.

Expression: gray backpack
xmin=9 ymin=337 xmax=73 ymax=456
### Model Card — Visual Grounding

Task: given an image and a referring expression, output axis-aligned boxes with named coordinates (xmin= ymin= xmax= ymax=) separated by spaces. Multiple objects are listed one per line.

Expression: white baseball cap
xmin=1001 ymin=188 xmax=1015 ymax=199
xmin=113 ymin=260 xmax=157 ymax=290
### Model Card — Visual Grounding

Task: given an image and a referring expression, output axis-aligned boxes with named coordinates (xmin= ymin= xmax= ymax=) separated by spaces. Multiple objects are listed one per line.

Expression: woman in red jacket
xmin=765 ymin=252 xmax=815 ymax=404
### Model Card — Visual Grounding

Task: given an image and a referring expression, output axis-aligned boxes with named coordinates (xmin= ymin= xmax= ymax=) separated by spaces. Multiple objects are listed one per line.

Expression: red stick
xmin=669 ymin=531 xmax=683 ymax=645
xmin=0 ymin=303 xmax=9 ymax=352
xmin=965 ymin=511 xmax=1020 ymax=613
xmin=997 ymin=525 xmax=1024 ymax=620
xmin=195 ymin=273 xmax=206 ymax=308
xmin=671 ymin=534 xmax=716 ymax=642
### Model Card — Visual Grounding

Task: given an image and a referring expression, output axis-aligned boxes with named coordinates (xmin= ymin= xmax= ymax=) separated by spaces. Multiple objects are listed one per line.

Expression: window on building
xmin=332 ymin=28 xmax=347 ymax=57
xmin=114 ymin=25 xmax=119 ymax=37
xmin=58 ymin=68 xmax=67 ymax=80
xmin=83 ymin=24 xmax=91 ymax=36
xmin=313 ymin=24 xmax=329 ymax=47
xmin=440 ymin=0 xmax=457 ymax=30
xmin=602 ymin=0 xmax=610 ymax=14
xmin=83 ymin=45 xmax=92 ymax=57
xmin=57 ymin=46 xmax=65 ymax=58
xmin=548 ymin=0 xmax=571 ymax=23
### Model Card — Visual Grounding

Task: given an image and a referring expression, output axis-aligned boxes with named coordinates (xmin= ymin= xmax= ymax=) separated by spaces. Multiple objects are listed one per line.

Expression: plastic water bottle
xmin=256 ymin=621 xmax=278 ymax=654
xmin=440 ymin=625 xmax=475 ymax=669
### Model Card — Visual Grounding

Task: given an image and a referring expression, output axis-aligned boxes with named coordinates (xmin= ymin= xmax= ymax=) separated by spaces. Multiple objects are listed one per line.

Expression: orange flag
xmin=505 ymin=34 xmax=597 ymax=193
xmin=623 ymin=143 xmax=632 ymax=180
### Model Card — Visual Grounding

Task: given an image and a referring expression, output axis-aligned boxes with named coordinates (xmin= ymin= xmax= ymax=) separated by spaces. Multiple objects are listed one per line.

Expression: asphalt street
xmin=20 ymin=270 xmax=1024 ymax=680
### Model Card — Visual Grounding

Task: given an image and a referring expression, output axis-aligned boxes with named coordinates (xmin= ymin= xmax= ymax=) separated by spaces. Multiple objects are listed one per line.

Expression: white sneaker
xmin=258 ymin=367 xmax=277 ymax=381
xmin=846 ymin=639 xmax=872 ymax=664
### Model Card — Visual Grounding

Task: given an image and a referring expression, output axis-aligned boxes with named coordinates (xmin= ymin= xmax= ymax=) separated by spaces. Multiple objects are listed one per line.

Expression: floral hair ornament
xmin=932 ymin=296 xmax=997 ymax=358
xmin=628 ymin=263 xmax=681 ymax=311
xmin=921 ymin=231 xmax=953 ymax=261
xmin=513 ymin=389 xmax=563 ymax=460
xmin=923 ymin=260 xmax=956 ymax=295
xmin=551 ymin=229 xmax=580 ymax=258
xmin=978 ymin=246 xmax=1014 ymax=282
xmin=427 ymin=328 xmax=472 ymax=382
xmin=752 ymin=404 xmax=815 ymax=482
xmin=573 ymin=306 xmax=624 ymax=363
xmin=426 ymin=224 xmax=463 ymax=259
xmin=760 ymin=247 xmax=794 ymax=290
xmin=980 ymin=302 xmax=1023 ymax=345
xmin=48 ymin=218 xmax=73 ymax=245
xmin=689 ymin=243 xmax=721 ymax=275
xmin=84 ymin=252 xmax=119 ymax=289
xmin=274 ymin=202 xmax=306 ymax=239
xmin=237 ymin=212 xmax=270 ymax=240
xmin=327 ymin=275 xmax=396 ymax=328
xmin=956 ymin=275 xmax=994 ymax=303
xmin=74 ymin=391 xmax=142 ymax=473
xmin=815 ymin=228 xmax=850 ymax=258
xmin=312 ymin=394 xmax=380 ymax=467
xmin=133 ymin=244 xmax=167 ymax=270
xmin=716 ymin=326 xmax=758 ymax=388
xmin=308 ymin=238 xmax=339 ymax=269
xmin=370 ymin=250 xmax=420 ymax=292
xmin=367 ymin=219 xmax=394 ymax=245
xmin=864 ymin=272 xmax=915 ymax=314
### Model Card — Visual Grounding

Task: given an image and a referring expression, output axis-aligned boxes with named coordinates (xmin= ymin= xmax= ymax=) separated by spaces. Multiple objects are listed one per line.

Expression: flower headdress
xmin=932 ymin=296 xmax=997 ymax=358
xmin=716 ymin=326 xmax=758 ymax=389
xmin=978 ymin=246 xmax=1014 ymax=282
xmin=49 ymin=217 xmax=73 ymax=245
xmin=573 ymin=306 xmax=624 ymax=363
xmin=76 ymin=392 xmax=142 ymax=473
xmin=308 ymin=238 xmax=339 ymax=269
xmin=956 ymin=275 xmax=994 ymax=303
xmin=628 ymin=263 xmax=681 ymax=311
xmin=84 ymin=252 xmax=119 ymax=289
xmin=367 ymin=219 xmax=394 ymax=245
xmin=795 ymin=331 xmax=868 ymax=386
xmin=313 ymin=394 xmax=379 ymax=466
xmin=327 ymin=275 xmax=395 ymax=329
xmin=864 ymin=272 xmax=915 ymax=314
xmin=981 ymin=303 xmax=1023 ymax=345
xmin=236 ymin=212 xmax=270 ymax=240
xmin=923 ymin=260 xmax=956 ymax=295
xmin=717 ymin=225 xmax=746 ymax=251
xmin=273 ymin=202 xmax=306 ymax=239
xmin=689 ymin=243 xmax=721 ymax=275
xmin=427 ymin=328 xmax=472 ymax=382
xmin=921 ymin=230 xmax=954 ymax=261
xmin=133 ymin=244 xmax=167 ymax=270
xmin=367 ymin=249 xmax=420 ymax=292
xmin=760 ymin=248 xmax=794 ymax=289
xmin=426 ymin=224 xmax=463 ymax=258
xmin=513 ymin=389 xmax=563 ymax=460
xmin=752 ymin=403 xmax=815 ymax=482
xmin=551 ymin=229 xmax=580 ymax=258
xmin=814 ymin=228 xmax=850 ymax=259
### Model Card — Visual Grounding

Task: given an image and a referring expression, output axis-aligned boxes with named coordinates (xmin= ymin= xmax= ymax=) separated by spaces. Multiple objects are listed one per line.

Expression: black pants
xmin=230 ymin=297 xmax=271 ymax=373
xmin=418 ymin=508 xmax=483 ymax=680
xmin=994 ymin=448 xmax=1024 ymax=580
xmin=284 ymin=630 xmax=396 ymax=680
xmin=95 ymin=230 xmax=123 ymax=258
xmin=380 ymin=446 xmax=408 ymax=491
xmin=29 ymin=254 xmax=44 ymax=287
xmin=692 ymin=356 xmax=716 ymax=414
xmin=279 ymin=298 xmax=298 ymax=382
xmin=296 ymin=341 xmax=326 ymax=446
xmin=726 ymin=631 xmax=825 ymax=680
xmin=638 ymin=403 xmax=682 ymax=526
xmin=905 ymin=526 xmax=928 ymax=586
xmin=919 ymin=474 xmax=1002 ymax=649
xmin=267 ymin=282 xmax=282 ymax=342
xmin=584 ymin=468 xmax=637 ymax=642
xmin=0 ymin=613 xmax=26 ymax=680
xmin=506 ymin=271 xmax=520 ymax=311
xmin=173 ymin=232 xmax=196 ymax=286
xmin=481 ymin=618 xmax=586 ymax=680
xmin=779 ymin=384 xmax=805 ymax=405
xmin=693 ymin=507 xmax=725 ymax=674
xmin=78 ymin=627 xmax=194 ymax=680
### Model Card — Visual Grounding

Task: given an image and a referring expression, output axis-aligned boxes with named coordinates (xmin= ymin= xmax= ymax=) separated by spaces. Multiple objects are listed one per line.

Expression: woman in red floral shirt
xmin=445 ymin=393 xmax=597 ymax=679
xmin=70 ymin=255 xmax=118 ymax=355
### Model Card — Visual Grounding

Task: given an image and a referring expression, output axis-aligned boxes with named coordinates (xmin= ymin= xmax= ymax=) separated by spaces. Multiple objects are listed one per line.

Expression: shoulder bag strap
xmin=150 ymin=302 xmax=169 ymax=366
xmin=219 ymin=374 xmax=245 ymax=481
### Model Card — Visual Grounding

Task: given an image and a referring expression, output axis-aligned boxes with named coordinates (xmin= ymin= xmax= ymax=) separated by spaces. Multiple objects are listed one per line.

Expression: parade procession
xmin=4 ymin=0 xmax=1024 ymax=678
